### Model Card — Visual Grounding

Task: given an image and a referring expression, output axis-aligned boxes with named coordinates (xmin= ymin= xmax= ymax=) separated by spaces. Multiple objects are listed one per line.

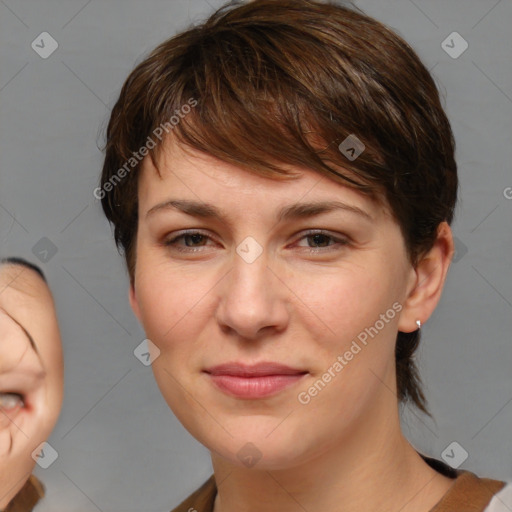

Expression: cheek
xmin=287 ymin=262 xmax=401 ymax=406
xmin=288 ymin=263 xmax=393 ymax=345
xmin=34 ymin=329 xmax=64 ymax=416
xmin=0 ymin=426 xmax=39 ymax=509
xmin=135 ymin=263 xmax=215 ymax=355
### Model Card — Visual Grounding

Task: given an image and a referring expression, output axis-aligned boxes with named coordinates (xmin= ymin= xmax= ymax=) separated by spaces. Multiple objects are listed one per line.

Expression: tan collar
xmin=429 ymin=470 xmax=505 ymax=512
xmin=3 ymin=475 xmax=45 ymax=512
xmin=170 ymin=469 xmax=505 ymax=512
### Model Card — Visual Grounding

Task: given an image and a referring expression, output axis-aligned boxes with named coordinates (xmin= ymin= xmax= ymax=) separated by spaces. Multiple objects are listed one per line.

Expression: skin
xmin=0 ymin=264 xmax=63 ymax=509
xmin=129 ymin=137 xmax=456 ymax=512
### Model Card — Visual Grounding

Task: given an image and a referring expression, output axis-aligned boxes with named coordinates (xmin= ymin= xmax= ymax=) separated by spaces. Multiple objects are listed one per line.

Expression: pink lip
xmin=203 ymin=362 xmax=308 ymax=399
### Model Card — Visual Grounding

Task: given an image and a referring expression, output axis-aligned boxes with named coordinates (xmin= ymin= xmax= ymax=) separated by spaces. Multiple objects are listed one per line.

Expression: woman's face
xmin=0 ymin=265 xmax=63 ymax=508
xmin=130 ymin=139 xmax=420 ymax=470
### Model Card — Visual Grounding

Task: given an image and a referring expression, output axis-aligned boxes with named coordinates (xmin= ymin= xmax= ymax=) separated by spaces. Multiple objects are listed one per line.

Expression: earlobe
xmin=397 ymin=222 xmax=455 ymax=333
xmin=129 ymin=282 xmax=141 ymax=322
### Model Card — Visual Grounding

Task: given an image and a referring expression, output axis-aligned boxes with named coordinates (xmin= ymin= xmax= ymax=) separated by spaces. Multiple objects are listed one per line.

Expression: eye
xmin=163 ymin=230 xmax=217 ymax=252
xmin=163 ymin=229 xmax=349 ymax=254
xmin=0 ymin=392 xmax=25 ymax=412
xmin=295 ymin=230 xmax=349 ymax=252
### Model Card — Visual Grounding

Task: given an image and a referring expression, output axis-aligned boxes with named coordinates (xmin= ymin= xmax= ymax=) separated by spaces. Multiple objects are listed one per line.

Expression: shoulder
xmin=169 ymin=474 xmax=217 ymax=512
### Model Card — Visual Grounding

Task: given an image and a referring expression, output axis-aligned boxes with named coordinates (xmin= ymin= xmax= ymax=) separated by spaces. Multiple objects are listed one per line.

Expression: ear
xmin=397 ymin=221 xmax=455 ymax=333
xmin=129 ymin=281 xmax=141 ymax=322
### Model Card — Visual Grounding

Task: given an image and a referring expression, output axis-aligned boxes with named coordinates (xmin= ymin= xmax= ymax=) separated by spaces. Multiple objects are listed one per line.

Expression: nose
xmin=215 ymin=248 xmax=289 ymax=340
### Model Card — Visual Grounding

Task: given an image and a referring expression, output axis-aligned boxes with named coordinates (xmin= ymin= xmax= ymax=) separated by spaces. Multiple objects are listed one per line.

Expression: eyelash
xmin=163 ymin=230 xmax=349 ymax=254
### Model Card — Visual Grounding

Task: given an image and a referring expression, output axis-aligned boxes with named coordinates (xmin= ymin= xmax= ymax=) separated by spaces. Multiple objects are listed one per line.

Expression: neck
xmin=210 ymin=390 xmax=454 ymax=512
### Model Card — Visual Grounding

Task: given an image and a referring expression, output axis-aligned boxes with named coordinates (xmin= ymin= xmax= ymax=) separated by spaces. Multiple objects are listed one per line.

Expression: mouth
xmin=203 ymin=361 xmax=308 ymax=399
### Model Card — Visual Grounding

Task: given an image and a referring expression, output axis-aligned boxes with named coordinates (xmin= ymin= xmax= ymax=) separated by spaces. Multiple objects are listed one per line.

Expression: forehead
xmin=0 ymin=265 xmax=47 ymax=300
xmin=0 ymin=268 xmax=45 ymax=361
xmin=0 ymin=306 xmax=34 ymax=353
xmin=0 ymin=264 xmax=61 ymax=357
xmin=0 ymin=265 xmax=54 ymax=337
xmin=140 ymin=138 xmax=390 ymax=219
xmin=0 ymin=308 xmax=34 ymax=375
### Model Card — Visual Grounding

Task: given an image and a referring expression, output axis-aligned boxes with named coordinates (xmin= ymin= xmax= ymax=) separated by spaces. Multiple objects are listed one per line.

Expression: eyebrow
xmin=146 ymin=199 xmax=373 ymax=222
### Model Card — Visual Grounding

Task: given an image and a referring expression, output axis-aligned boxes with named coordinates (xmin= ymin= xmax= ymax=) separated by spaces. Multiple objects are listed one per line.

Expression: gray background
xmin=0 ymin=0 xmax=511 ymax=510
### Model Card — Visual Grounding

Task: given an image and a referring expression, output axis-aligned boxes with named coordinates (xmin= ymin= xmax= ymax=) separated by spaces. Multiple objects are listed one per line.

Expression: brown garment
xmin=169 ymin=456 xmax=506 ymax=512
xmin=3 ymin=475 xmax=45 ymax=512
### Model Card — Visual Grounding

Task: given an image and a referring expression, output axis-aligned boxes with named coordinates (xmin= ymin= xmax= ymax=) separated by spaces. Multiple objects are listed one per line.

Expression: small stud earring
xmin=416 ymin=319 xmax=421 ymax=330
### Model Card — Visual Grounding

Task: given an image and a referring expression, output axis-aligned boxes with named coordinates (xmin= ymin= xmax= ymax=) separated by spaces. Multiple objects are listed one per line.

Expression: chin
xmin=193 ymin=418 xmax=313 ymax=471
xmin=211 ymin=442 xmax=300 ymax=471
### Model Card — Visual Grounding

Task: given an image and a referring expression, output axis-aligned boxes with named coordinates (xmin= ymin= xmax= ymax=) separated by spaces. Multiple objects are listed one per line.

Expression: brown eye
xmin=163 ymin=230 xmax=218 ymax=253
xmin=295 ymin=230 xmax=349 ymax=251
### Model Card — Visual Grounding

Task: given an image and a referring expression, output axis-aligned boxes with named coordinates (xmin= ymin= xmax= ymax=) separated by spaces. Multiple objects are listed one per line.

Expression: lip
xmin=203 ymin=362 xmax=308 ymax=399
xmin=204 ymin=361 xmax=307 ymax=377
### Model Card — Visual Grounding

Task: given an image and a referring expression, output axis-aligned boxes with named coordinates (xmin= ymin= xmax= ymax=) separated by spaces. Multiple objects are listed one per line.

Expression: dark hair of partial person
xmin=99 ymin=0 xmax=458 ymax=416
xmin=0 ymin=257 xmax=47 ymax=283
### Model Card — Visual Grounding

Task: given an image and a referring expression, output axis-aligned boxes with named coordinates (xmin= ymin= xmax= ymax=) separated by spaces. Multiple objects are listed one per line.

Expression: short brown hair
xmin=100 ymin=0 xmax=458 ymax=415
